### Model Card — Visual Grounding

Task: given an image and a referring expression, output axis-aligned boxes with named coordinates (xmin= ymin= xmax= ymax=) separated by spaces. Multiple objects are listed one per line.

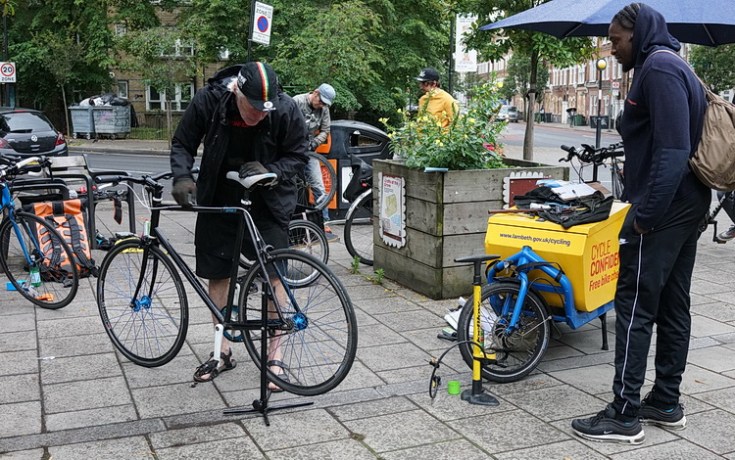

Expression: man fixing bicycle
xmin=571 ymin=3 xmax=710 ymax=444
xmin=170 ymin=61 xmax=309 ymax=390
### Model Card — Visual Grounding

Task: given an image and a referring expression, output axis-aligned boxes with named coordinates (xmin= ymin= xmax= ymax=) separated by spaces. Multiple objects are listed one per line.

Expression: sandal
xmin=267 ymin=359 xmax=291 ymax=393
xmin=193 ymin=349 xmax=237 ymax=383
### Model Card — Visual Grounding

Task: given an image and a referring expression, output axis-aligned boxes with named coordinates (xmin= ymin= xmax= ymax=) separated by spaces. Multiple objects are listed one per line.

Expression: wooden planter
xmin=372 ymin=159 xmax=569 ymax=300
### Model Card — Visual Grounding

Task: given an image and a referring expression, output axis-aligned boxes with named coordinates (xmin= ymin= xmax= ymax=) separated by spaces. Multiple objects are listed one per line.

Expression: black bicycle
xmin=559 ymin=142 xmax=625 ymax=199
xmin=342 ymin=155 xmax=374 ymax=265
xmin=95 ymin=170 xmax=357 ymax=398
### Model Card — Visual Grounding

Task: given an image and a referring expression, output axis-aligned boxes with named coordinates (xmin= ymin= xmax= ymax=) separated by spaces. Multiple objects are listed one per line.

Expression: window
xmin=146 ymin=82 xmax=194 ymax=111
xmin=161 ymin=39 xmax=195 ymax=58
xmin=117 ymin=81 xmax=129 ymax=99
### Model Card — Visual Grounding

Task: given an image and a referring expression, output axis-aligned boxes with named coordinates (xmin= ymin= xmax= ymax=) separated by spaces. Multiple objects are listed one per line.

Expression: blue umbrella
xmin=481 ymin=0 xmax=735 ymax=46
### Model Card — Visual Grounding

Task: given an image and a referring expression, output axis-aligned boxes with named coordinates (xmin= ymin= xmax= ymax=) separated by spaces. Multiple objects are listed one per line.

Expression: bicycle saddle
xmin=226 ymin=171 xmax=278 ymax=189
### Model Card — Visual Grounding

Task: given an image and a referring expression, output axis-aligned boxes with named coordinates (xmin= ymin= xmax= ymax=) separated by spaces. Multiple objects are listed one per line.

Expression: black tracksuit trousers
xmin=612 ymin=187 xmax=710 ymax=416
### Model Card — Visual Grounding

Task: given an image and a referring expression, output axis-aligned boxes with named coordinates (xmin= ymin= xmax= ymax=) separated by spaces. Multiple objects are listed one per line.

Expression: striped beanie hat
xmin=237 ymin=61 xmax=278 ymax=112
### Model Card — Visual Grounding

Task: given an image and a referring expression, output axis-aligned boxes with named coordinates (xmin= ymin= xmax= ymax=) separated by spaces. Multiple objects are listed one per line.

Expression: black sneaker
xmin=571 ymin=405 xmax=645 ymax=444
xmin=639 ymin=393 xmax=687 ymax=429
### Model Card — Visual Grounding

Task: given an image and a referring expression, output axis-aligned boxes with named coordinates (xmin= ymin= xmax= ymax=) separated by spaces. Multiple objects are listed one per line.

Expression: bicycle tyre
xmin=0 ymin=211 xmax=79 ymax=309
xmin=344 ymin=189 xmax=373 ymax=266
xmin=294 ymin=152 xmax=337 ymax=212
xmin=240 ymin=249 xmax=357 ymax=396
xmin=457 ymin=281 xmax=550 ymax=383
xmin=288 ymin=218 xmax=329 ymax=265
xmin=96 ymin=238 xmax=188 ymax=367
xmin=239 ymin=218 xmax=330 ymax=279
xmin=611 ymin=161 xmax=625 ymax=200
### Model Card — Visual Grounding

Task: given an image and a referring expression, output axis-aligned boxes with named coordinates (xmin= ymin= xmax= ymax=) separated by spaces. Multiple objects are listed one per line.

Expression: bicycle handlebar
xmin=559 ymin=143 xmax=624 ymax=164
xmin=0 ymin=155 xmax=50 ymax=178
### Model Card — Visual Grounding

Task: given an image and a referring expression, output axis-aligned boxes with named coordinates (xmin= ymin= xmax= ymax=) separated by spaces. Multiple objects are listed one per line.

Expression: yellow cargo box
xmin=485 ymin=202 xmax=630 ymax=312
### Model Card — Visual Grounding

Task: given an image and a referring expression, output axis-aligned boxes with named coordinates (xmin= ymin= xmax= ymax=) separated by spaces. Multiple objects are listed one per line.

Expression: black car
xmin=0 ymin=108 xmax=68 ymax=157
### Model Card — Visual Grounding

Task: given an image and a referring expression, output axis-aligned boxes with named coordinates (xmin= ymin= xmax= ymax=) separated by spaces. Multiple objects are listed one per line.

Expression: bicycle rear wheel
xmin=457 ymin=281 xmax=550 ymax=383
xmin=288 ymin=218 xmax=329 ymax=265
xmin=294 ymin=152 xmax=337 ymax=212
xmin=0 ymin=211 xmax=79 ymax=309
xmin=344 ymin=190 xmax=373 ymax=266
xmin=96 ymin=238 xmax=188 ymax=367
xmin=240 ymin=249 xmax=357 ymax=396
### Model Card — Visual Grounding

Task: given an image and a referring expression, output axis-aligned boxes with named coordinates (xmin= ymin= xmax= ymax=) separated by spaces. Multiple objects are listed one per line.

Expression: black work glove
xmin=239 ymin=161 xmax=270 ymax=178
xmin=309 ymin=140 xmax=319 ymax=150
xmin=172 ymin=177 xmax=196 ymax=208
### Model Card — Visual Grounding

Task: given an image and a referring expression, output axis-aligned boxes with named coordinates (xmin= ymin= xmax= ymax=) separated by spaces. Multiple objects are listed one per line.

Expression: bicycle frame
xmin=486 ymin=245 xmax=614 ymax=330
xmin=134 ymin=196 xmax=298 ymax=331
xmin=1 ymin=176 xmax=37 ymax=269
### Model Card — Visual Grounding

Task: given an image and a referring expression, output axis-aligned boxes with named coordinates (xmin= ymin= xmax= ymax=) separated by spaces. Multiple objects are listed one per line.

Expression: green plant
xmin=370 ymin=268 xmax=385 ymax=285
xmin=381 ymin=80 xmax=507 ymax=171
xmin=349 ymin=256 xmax=361 ymax=275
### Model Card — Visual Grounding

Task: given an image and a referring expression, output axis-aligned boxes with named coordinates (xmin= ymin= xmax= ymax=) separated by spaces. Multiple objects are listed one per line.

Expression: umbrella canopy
xmin=481 ymin=0 xmax=735 ymax=46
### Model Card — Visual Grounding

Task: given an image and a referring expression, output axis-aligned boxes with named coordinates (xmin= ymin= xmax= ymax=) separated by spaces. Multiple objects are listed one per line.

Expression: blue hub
xmin=133 ymin=295 xmax=152 ymax=312
xmin=292 ymin=312 xmax=308 ymax=331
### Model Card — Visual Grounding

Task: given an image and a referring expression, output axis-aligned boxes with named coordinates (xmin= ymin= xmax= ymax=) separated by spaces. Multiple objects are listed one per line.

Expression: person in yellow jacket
xmin=415 ymin=67 xmax=459 ymax=128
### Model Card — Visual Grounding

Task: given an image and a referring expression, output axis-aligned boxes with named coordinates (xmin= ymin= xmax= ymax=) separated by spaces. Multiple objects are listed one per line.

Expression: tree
xmin=460 ymin=0 xmax=595 ymax=160
xmin=690 ymin=44 xmax=735 ymax=95
xmin=503 ymin=52 xmax=549 ymax=112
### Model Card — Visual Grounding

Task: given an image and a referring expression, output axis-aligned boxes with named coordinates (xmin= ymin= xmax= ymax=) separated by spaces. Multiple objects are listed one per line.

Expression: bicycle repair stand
xmin=455 ymin=254 xmax=500 ymax=406
xmin=221 ymin=283 xmax=313 ymax=426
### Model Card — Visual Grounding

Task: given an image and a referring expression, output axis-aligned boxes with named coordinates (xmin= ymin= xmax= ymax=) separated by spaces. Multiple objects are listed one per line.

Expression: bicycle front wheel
xmin=457 ymin=281 xmax=550 ymax=383
xmin=295 ymin=152 xmax=337 ymax=212
xmin=344 ymin=190 xmax=373 ymax=266
xmin=0 ymin=211 xmax=79 ymax=309
xmin=240 ymin=249 xmax=357 ymax=396
xmin=96 ymin=238 xmax=188 ymax=367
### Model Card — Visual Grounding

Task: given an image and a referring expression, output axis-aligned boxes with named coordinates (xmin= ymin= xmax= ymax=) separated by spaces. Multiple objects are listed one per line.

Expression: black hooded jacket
xmin=170 ymin=65 xmax=309 ymax=228
xmin=619 ymin=4 xmax=708 ymax=231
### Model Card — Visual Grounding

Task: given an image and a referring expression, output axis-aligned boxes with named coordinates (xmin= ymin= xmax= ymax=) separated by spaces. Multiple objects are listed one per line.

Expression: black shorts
xmin=195 ymin=211 xmax=288 ymax=279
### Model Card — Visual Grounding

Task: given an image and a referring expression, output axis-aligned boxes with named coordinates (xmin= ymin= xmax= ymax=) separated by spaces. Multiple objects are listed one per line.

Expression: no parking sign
xmin=252 ymin=2 xmax=273 ymax=46
xmin=0 ymin=62 xmax=16 ymax=83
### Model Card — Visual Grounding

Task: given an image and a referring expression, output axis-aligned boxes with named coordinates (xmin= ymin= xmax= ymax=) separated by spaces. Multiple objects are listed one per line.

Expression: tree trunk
xmin=522 ymin=49 xmax=540 ymax=161
xmin=166 ymin=100 xmax=173 ymax=149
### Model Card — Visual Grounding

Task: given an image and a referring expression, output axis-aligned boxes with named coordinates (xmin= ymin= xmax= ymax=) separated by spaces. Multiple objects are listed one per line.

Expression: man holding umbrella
xmin=571 ymin=3 xmax=710 ymax=444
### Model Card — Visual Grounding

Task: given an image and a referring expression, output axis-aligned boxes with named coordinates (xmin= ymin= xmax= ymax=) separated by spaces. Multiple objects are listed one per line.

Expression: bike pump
xmin=455 ymin=254 xmax=500 ymax=406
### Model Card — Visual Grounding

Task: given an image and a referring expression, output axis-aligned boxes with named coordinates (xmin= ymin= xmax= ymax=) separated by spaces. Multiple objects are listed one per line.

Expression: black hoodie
xmin=170 ymin=65 xmax=309 ymax=228
xmin=619 ymin=4 xmax=708 ymax=231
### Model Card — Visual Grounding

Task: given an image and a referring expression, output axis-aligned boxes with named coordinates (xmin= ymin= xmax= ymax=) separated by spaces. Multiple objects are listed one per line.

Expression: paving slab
xmin=3 ymin=140 xmax=735 ymax=458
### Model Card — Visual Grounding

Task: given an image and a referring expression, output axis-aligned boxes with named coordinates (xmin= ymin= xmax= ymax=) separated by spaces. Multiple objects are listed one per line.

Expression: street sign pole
xmin=247 ymin=0 xmax=256 ymax=62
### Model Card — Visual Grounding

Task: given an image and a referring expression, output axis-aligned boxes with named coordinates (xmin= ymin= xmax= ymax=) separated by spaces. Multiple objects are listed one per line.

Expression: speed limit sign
xmin=0 ymin=62 xmax=16 ymax=83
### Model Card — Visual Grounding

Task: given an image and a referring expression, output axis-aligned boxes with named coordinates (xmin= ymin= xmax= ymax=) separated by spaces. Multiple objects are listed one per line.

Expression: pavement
xmin=3 ymin=125 xmax=735 ymax=459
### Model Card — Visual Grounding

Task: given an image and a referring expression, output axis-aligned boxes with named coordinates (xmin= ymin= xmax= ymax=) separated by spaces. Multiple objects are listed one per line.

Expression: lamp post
xmin=594 ymin=58 xmax=607 ymax=149
xmin=593 ymin=58 xmax=607 ymax=181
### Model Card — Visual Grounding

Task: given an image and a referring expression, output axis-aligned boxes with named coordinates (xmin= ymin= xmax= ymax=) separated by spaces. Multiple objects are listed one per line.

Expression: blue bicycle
xmin=0 ymin=155 xmax=79 ymax=309
xmin=456 ymin=245 xmax=616 ymax=383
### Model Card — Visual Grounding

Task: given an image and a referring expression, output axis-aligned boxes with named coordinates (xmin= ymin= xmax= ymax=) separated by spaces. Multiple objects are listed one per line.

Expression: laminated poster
xmin=379 ymin=172 xmax=406 ymax=248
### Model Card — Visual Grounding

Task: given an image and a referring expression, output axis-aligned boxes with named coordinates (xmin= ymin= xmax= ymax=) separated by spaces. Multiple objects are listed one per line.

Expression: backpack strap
xmin=38 ymin=224 xmax=63 ymax=275
xmin=64 ymin=214 xmax=97 ymax=276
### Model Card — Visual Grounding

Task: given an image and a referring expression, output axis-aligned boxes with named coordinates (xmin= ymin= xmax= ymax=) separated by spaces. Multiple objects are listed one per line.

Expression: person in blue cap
xmin=170 ymin=61 xmax=309 ymax=388
xmin=293 ymin=83 xmax=339 ymax=240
